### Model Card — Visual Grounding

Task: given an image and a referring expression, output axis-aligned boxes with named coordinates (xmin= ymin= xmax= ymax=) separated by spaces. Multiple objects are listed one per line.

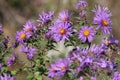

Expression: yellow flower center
xmin=102 ymin=20 xmax=108 ymax=26
xmin=61 ymin=66 xmax=66 ymax=71
xmin=83 ymin=30 xmax=90 ymax=36
xmin=60 ymin=28 xmax=66 ymax=35
xmin=20 ymin=33 xmax=26 ymax=39
xmin=62 ymin=17 xmax=67 ymax=22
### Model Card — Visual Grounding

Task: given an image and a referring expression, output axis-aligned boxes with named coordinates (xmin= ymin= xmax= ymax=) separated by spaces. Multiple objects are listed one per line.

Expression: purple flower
xmin=107 ymin=35 xmax=119 ymax=45
xmin=101 ymin=36 xmax=119 ymax=50
xmin=80 ymin=56 xmax=93 ymax=68
xmin=107 ymin=61 xmax=114 ymax=71
xmin=23 ymin=20 xmax=36 ymax=36
xmin=93 ymin=5 xmax=111 ymax=17
xmin=20 ymin=45 xmax=37 ymax=59
xmin=49 ymin=23 xmax=73 ymax=42
xmin=7 ymin=54 xmax=17 ymax=66
xmin=112 ymin=72 xmax=120 ymax=80
xmin=0 ymin=24 xmax=3 ymax=34
xmin=78 ymin=10 xmax=86 ymax=20
xmin=67 ymin=47 xmax=81 ymax=61
xmin=79 ymin=76 xmax=84 ymax=80
xmin=45 ymin=31 xmax=52 ymax=40
xmin=15 ymin=30 xmax=27 ymax=43
xmin=56 ymin=10 xmax=70 ymax=23
xmin=93 ymin=5 xmax=112 ymax=34
xmin=78 ymin=26 xmax=95 ymax=43
xmin=76 ymin=0 xmax=88 ymax=10
xmin=96 ymin=58 xmax=107 ymax=68
xmin=89 ymin=44 xmax=104 ymax=55
xmin=48 ymin=58 xmax=70 ymax=78
xmin=91 ymin=76 xmax=96 ymax=80
xmin=38 ymin=11 xmax=54 ymax=25
xmin=117 ymin=51 xmax=120 ymax=55
xmin=0 ymin=74 xmax=15 ymax=80
xmin=0 ymin=63 xmax=2 ymax=71
xmin=2 ymin=37 xmax=13 ymax=48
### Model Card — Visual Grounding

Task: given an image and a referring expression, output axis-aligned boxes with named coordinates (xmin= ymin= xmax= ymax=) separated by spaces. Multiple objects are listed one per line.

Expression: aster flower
xmin=93 ymin=5 xmax=112 ymax=34
xmin=7 ymin=53 xmax=17 ymax=66
xmin=78 ymin=26 xmax=95 ymax=43
xmin=49 ymin=23 xmax=73 ymax=42
xmin=38 ymin=11 xmax=54 ymax=25
xmin=0 ymin=74 xmax=15 ymax=80
xmin=15 ymin=30 xmax=27 ymax=43
xmin=48 ymin=58 xmax=70 ymax=78
xmin=20 ymin=45 xmax=37 ymax=59
xmin=23 ymin=20 xmax=36 ymax=36
xmin=76 ymin=0 xmax=88 ymax=10
xmin=112 ymin=72 xmax=120 ymax=80
xmin=56 ymin=10 xmax=70 ymax=23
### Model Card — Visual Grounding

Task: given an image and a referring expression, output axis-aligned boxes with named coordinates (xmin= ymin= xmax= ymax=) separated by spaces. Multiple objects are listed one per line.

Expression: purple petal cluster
xmin=78 ymin=26 xmax=95 ymax=43
xmin=15 ymin=30 xmax=27 ymax=43
xmin=112 ymin=72 xmax=120 ymax=80
xmin=20 ymin=45 xmax=37 ymax=59
xmin=15 ymin=20 xmax=38 ymax=44
xmin=49 ymin=23 xmax=73 ymax=42
xmin=56 ymin=10 xmax=70 ymax=23
xmin=23 ymin=20 xmax=36 ymax=36
xmin=0 ymin=63 xmax=2 ymax=71
xmin=91 ymin=76 xmax=97 ymax=80
xmin=0 ymin=74 xmax=15 ymax=80
xmin=67 ymin=45 xmax=116 ymax=76
xmin=78 ymin=10 xmax=86 ymax=20
xmin=103 ymin=35 xmax=119 ymax=45
xmin=80 ymin=56 xmax=93 ymax=68
xmin=48 ymin=58 xmax=70 ymax=78
xmin=38 ymin=11 xmax=54 ymax=25
xmin=7 ymin=53 xmax=17 ymax=66
xmin=0 ymin=24 xmax=3 ymax=34
xmin=101 ymin=35 xmax=119 ymax=50
xmin=76 ymin=0 xmax=88 ymax=10
xmin=93 ymin=5 xmax=112 ymax=34
xmin=89 ymin=44 xmax=104 ymax=55
xmin=46 ymin=10 xmax=73 ymax=42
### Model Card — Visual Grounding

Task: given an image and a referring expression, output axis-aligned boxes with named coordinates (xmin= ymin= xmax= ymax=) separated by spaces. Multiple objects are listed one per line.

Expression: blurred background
xmin=0 ymin=0 xmax=120 ymax=40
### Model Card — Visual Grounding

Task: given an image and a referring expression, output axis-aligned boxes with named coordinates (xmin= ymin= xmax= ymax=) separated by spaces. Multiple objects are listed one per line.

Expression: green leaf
xmin=34 ymin=72 xmax=42 ymax=80
xmin=11 ymin=70 xmax=18 ymax=75
xmin=66 ymin=72 xmax=75 ymax=80
xmin=26 ymin=75 xmax=34 ymax=80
